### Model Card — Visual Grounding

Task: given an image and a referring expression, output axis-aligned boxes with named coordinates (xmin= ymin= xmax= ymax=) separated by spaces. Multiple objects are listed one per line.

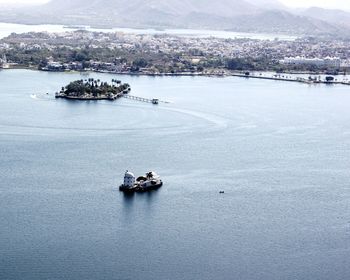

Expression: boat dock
xmin=123 ymin=94 xmax=169 ymax=104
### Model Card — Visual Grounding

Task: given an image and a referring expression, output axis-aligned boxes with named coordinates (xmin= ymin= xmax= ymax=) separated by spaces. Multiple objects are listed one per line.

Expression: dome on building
xmin=124 ymin=171 xmax=135 ymax=178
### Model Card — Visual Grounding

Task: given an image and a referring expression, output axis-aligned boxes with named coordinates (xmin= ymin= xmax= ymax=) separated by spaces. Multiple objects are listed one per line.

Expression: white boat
xmin=119 ymin=170 xmax=163 ymax=192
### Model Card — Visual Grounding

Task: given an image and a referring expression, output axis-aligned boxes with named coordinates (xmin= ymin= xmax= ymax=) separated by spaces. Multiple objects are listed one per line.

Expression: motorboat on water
xmin=119 ymin=170 xmax=163 ymax=192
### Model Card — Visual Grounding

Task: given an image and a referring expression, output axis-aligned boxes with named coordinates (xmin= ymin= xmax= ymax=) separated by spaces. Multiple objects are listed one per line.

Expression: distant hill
xmin=301 ymin=7 xmax=350 ymax=29
xmin=0 ymin=0 xmax=348 ymax=36
xmin=230 ymin=10 xmax=340 ymax=34
xmin=246 ymin=0 xmax=286 ymax=10
xmin=40 ymin=0 xmax=260 ymax=18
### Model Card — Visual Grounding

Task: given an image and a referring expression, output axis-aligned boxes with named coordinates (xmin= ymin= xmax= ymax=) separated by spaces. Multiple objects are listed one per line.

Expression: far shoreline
xmin=0 ymin=21 xmax=298 ymax=41
xmin=2 ymin=65 xmax=350 ymax=86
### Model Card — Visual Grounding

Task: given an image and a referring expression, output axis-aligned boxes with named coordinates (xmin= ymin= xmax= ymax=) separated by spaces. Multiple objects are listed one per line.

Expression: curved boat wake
xmin=160 ymin=106 xmax=228 ymax=129
xmin=24 ymin=93 xmax=228 ymax=135
xmin=30 ymin=93 xmax=55 ymax=101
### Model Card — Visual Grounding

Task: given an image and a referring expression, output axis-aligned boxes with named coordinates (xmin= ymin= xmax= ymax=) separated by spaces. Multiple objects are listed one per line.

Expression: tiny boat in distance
xmin=119 ymin=170 xmax=163 ymax=193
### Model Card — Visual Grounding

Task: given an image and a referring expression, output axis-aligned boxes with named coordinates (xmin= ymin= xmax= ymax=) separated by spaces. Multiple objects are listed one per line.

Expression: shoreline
xmin=55 ymin=95 xmax=121 ymax=101
xmin=3 ymin=65 xmax=350 ymax=86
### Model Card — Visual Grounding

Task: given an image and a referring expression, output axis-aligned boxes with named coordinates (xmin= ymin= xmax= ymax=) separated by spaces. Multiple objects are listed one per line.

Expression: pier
xmin=123 ymin=94 xmax=169 ymax=104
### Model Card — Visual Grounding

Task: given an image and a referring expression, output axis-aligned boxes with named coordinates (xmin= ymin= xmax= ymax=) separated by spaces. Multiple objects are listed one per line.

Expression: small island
xmin=55 ymin=78 xmax=131 ymax=100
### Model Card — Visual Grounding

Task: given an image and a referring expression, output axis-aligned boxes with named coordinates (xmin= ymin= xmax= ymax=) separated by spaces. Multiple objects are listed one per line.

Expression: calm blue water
xmin=1 ymin=69 xmax=350 ymax=280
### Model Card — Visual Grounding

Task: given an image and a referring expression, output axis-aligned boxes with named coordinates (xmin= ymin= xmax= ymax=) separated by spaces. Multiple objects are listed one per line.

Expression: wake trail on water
xmin=0 ymin=123 xmax=182 ymax=132
xmin=160 ymin=106 xmax=228 ymax=129
xmin=30 ymin=93 xmax=55 ymax=101
xmin=27 ymin=93 xmax=228 ymax=132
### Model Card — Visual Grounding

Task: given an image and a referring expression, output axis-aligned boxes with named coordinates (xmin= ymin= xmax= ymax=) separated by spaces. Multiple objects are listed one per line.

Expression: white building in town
xmin=280 ymin=56 xmax=341 ymax=67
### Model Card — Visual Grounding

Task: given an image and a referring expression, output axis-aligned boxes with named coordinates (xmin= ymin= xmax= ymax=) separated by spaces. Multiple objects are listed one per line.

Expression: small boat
xmin=119 ymin=170 xmax=163 ymax=193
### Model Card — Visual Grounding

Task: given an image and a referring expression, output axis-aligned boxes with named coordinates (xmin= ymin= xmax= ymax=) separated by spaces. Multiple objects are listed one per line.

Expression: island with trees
xmin=55 ymin=78 xmax=131 ymax=100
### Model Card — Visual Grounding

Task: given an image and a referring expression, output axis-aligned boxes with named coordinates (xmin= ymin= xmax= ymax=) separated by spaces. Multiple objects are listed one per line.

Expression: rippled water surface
xmin=1 ymin=69 xmax=350 ymax=280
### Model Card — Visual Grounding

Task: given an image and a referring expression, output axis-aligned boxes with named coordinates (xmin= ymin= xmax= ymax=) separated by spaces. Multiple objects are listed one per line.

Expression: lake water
xmin=1 ymin=69 xmax=350 ymax=280
xmin=0 ymin=22 xmax=297 ymax=40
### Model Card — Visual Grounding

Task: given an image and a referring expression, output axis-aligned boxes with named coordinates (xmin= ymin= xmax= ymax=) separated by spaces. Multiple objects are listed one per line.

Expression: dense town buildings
xmin=1 ymin=31 xmax=350 ymax=73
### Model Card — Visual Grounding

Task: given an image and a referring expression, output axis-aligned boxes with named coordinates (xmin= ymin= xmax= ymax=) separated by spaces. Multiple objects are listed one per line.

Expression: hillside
xmin=0 ymin=0 xmax=348 ymax=36
xmin=302 ymin=7 xmax=350 ymax=29
xmin=40 ymin=0 xmax=260 ymax=18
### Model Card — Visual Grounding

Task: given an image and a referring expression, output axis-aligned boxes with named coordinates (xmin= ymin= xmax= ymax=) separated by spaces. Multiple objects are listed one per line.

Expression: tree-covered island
xmin=55 ymin=78 xmax=131 ymax=100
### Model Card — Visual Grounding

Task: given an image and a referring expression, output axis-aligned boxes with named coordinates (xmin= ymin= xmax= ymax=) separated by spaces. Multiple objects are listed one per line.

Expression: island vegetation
xmin=56 ymin=78 xmax=130 ymax=100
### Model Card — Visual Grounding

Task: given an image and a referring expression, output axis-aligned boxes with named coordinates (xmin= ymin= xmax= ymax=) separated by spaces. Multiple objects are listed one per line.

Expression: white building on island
xmin=123 ymin=171 xmax=136 ymax=187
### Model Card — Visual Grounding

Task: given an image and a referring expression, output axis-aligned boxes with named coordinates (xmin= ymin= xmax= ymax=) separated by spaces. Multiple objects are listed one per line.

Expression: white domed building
xmin=123 ymin=170 xmax=135 ymax=187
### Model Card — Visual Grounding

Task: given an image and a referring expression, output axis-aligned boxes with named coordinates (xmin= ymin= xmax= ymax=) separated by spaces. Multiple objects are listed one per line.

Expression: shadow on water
xmin=121 ymin=189 xmax=161 ymax=216
xmin=142 ymin=189 xmax=161 ymax=214
xmin=120 ymin=192 xmax=136 ymax=220
xmin=122 ymin=191 xmax=136 ymax=206
xmin=145 ymin=189 xmax=160 ymax=206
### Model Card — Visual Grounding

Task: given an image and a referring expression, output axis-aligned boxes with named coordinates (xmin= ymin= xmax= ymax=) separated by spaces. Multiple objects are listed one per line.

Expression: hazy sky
xmin=280 ymin=0 xmax=350 ymax=10
xmin=0 ymin=0 xmax=349 ymax=10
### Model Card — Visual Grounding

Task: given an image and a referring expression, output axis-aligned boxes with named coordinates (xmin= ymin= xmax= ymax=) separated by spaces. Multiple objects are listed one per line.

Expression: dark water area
xmin=1 ymin=69 xmax=350 ymax=280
